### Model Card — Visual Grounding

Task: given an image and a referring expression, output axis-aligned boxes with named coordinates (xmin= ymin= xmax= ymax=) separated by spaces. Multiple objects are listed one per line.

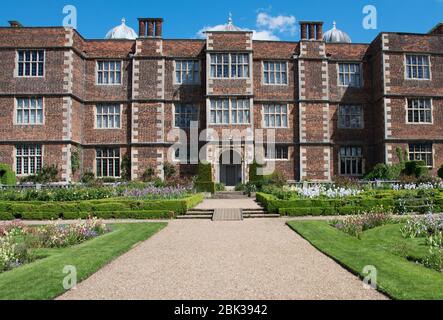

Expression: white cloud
xmin=252 ymin=30 xmax=280 ymax=41
xmin=195 ymin=12 xmax=296 ymax=41
xmin=256 ymin=12 xmax=297 ymax=35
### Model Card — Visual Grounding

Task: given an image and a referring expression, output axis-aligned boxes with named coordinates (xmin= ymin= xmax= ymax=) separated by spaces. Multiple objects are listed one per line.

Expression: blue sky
xmin=1 ymin=0 xmax=442 ymax=43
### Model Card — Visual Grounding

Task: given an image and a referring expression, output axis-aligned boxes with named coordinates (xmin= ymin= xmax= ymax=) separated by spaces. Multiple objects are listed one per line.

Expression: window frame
xmin=15 ymin=144 xmax=43 ymax=177
xmin=173 ymin=103 xmax=199 ymax=128
xmin=15 ymin=50 xmax=45 ymax=78
xmin=339 ymin=146 xmax=364 ymax=176
xmin=408 ymin=143 xmax=434 ymax=168
xmin=94 ymin=104 xmax=122 ymax=129
xmin=209 ymin=53 xmax=250 ymax=79
xmin=404 ymin=54 xmax=431 ymax=81
xmin=337 ymin=104 xmax=364 ymax=129
xmin=209 ymin=98 xmax=251 ymax=125
xmin=262 ymin=104 xmax=289 ymax=128
xmin=262 ymin=61 xmax=289 ymax=86
xmin=264 ymin=145 xmax=290 ymax=161
xmin=174 ymin=60 xmax=201 ymax=85
xmin=405 ymin=98 xmax=433 ymax=125
xmin=96 ymin=60 xmax=123 ymax=86
xmin=337 ymin=62 xmax=363 ymax=88
xmin=14 ymin=97 xmax=44 ymax=126
xmin=95 ymin=148 xmax=121 ymax=178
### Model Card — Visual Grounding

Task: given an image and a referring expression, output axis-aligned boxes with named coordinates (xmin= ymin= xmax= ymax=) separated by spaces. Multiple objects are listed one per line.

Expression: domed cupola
xmin=105 ymin=18 xmax=137 ymax=40
xmin=323 ymin=22 xmax=352 ymax=43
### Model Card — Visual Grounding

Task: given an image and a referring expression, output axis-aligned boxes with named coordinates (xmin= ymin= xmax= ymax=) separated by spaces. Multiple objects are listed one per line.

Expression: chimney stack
xmin=299 ymin=21 xmax=324 ymax=41
xmin=8 ymin=21 xmax=22 ymax=28
xmin=138 ymin=18 xmax=164 ymax=38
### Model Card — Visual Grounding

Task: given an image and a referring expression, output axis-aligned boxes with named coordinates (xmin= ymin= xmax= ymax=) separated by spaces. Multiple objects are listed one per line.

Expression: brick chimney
xmin=138 ymin=18 xmax=164 ymax=38
xmin=299 ymin=21 xmax=324 ymax=40
xmin=8 ymin=20 xmax=23 ymax=28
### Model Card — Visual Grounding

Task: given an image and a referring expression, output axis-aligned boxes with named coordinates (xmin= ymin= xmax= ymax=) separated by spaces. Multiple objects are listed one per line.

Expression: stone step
xmin=242 ymin=209 xmax=266 ymax=214
xmin=243 ymin=213 xmax=280 ymax=219
xmin=177 ymin=215 xmax=213 ymax=220
xmin=186 ymin=210 xmax=214 ymax=216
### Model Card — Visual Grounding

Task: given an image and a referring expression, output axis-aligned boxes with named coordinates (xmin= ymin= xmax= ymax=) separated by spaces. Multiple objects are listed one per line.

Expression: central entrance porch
xmin=218 ymin=149 xmax=243 ymax=187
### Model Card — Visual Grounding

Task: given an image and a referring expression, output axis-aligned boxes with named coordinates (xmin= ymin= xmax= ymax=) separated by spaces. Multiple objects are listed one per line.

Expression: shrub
xmin=403 ymin=161 xmax=428 ymax=178
xmin=121 ymin=153 xmax=131 ymax=181
xmin=423 ymin=247 xmax=443 ymax=272
xmin=142 ymin=167 xmax=156 ymax=182
xmin=0 ymin=164 xmax=16 ymax=186
xmin=215 ymin=183 xmax=225 ymax=192
xmin=21 ymin=165 xmax=59 ymax=184
xmin=163 ymin=162 xmax=177 ymax=180
xmin=195 ymin=163 xmax=215 ymax=193
xmin=439 ymin=165 xmax=443 ymax=180
xmin=249 ymin=161 xmax=265 ymax=187
xmin=71 ymin=150 xmax=80 ymax=174
xmin=81 ymin=171 xmax=96 ymax=185
xmin=364 ymin=163 xmax=402 ymax=181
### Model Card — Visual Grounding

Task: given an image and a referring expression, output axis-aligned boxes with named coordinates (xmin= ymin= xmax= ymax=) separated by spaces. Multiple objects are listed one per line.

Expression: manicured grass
xmin=287 ymin=220 xmax=443 ymax=300
xmin=0 ymin=222 xmax=166 ymax=300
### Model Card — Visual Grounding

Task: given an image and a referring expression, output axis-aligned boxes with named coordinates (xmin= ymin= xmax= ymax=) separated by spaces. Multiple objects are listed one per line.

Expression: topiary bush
xmin=195 ymin=162 xmax=215 ymax=193
xmin=0 ymin=164 xmax=16 ymax=186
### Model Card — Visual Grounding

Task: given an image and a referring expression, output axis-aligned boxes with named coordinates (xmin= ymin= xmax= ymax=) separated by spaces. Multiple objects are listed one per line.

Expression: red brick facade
xmin=1 ymin=19 xmax=443 ymax=184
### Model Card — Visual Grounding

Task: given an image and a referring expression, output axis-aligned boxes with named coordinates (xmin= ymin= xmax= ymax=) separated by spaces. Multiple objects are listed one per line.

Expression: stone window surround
xmin=209 ymin=53 xmax=251 ymax=79
xmin=336 ymin=62 xmax=363 ymax=88
xmin=94 ymin=104 xmax=122 ymax=130
xmin=408 ymin=143 xmax=434 ymax=168
xmin=262 ymin=60 xmax=289 ymax=86
xmin=264 ymin=144 xmax=290 ymax=161
xmin=95 ymin=147 xmax=121 ymax=178
xmin=337 ymin=104 xmax=364 ymax=129
xmin=404 ymin=54 xmax=432 ymax=81
xmin=261 ymin=104 xmax=289 ymax=129
xmin=172 ymin=103 xmax=200 ymax=129
xmin=405 ymin=98 xmax=433 ymax=125
xmin=338 ymin=146 xmax=365 ymax=176
xmin=209 ymin=98 xmax=252 ymax=125
xmin=14 ymin=49 xmax=45 ymax=78
xmin=95 ymin=60 xmax=123 ymax=86
xmin=173 ymin=59 xmax=201 ymax=85
xmin=14 ymin=97 xmax=45 ymax=126
xmin=14 ymin=144 xmax=43 ymax=177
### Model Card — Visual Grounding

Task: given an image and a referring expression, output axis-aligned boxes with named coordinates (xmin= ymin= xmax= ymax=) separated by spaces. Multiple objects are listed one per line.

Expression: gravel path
xmin=58 ymin=219 xmax=386 ymax=300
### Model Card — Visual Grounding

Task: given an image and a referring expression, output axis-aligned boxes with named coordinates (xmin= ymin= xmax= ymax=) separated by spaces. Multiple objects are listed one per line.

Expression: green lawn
xmin=287 ymin=220 xmax=443 ymax=300
xmin=0 ymin=222 xmax=166 ymax=300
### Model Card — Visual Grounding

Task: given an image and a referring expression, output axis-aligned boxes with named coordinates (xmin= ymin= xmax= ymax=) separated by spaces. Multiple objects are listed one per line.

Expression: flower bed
xmin=400 ymin=214 xmax=443 ymax=272
xmin=0 ymin=183 xmax=194 ymax=202
xmin=330 ymin=208 xmax=393 ymax=239
xmin=0 ymin=218 xmax=109 ymax=273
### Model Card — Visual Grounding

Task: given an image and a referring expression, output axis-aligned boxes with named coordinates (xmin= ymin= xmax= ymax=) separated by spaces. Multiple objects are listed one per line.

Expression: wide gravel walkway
xmin=58 ymin=219 xmax=386 ymax=300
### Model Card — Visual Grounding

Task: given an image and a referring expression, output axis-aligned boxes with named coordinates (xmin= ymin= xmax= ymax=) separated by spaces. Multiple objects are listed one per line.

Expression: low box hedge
xmin=257 ymin=192 xmax=399 ymax=216
xmin=0 ymin=194 xmax=204 ymax=220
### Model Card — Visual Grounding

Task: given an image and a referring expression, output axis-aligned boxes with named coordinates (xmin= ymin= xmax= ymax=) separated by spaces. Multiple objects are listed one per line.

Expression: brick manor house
xmin=1 ymin=16 xmax=443 ymax=185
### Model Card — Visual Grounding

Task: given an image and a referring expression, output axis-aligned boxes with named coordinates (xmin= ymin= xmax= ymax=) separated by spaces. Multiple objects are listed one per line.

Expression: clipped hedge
xmin=195 ymin=182 xmax=216 ymax=194
xmin=195 ymin=162 xmax=215 ymax=193
xmin=258 ymin=192 xmax=397 ymax=215
xmin=0 ymin=164 xmax=16 ymax=186
xmin=0 ymin=194 xmax=204 ymax=220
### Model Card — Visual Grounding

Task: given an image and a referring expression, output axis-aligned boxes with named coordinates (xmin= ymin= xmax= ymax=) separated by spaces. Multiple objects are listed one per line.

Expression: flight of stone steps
xmin=177 ymin=206 xmax=280 ymax=220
